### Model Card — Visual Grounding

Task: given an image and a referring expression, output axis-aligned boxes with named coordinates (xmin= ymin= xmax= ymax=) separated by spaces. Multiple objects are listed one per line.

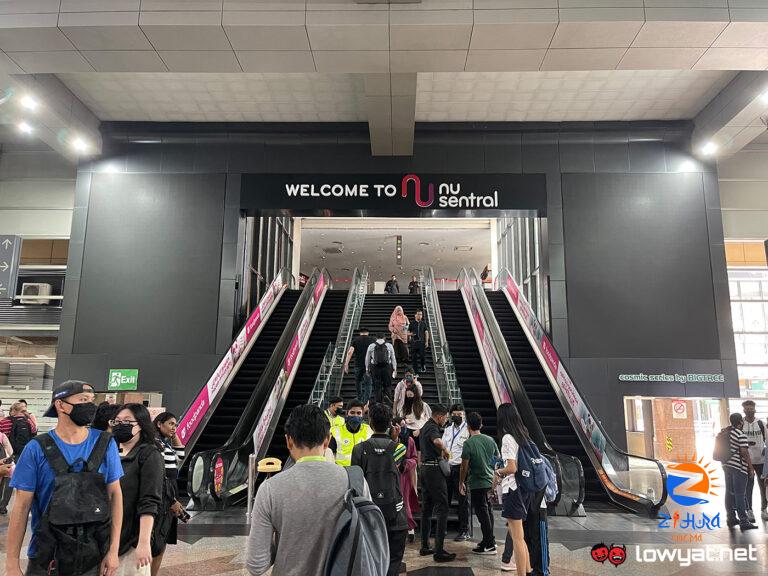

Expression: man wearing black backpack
xmin=366 ymin=333 xmax=397 ymax=404
xmin=0 ymin=401 xmax=37 ymax=459
xmin=5 ymin=381 xmax=124 ymax=576
xmin=352 ymin=403 xmax=408 ymax=576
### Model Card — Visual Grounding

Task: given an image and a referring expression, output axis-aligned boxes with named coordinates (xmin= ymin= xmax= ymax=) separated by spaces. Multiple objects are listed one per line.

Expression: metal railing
xmin=420 ymin=267 xmax=462 ymax=407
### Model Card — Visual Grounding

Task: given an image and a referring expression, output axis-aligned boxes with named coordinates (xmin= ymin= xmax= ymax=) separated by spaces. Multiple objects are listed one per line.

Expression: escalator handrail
xmin=187 ymin=268 xmax=330 ymax=505
xmin=421 ymin=266 xmax=462 ymax=406
xmin=496 ymin=267 xmax=668 ymax=515
xmin=177 ymin=267 xmax=293 ymax=460
xmin=456 ymin=268 xmax=583 ymax=510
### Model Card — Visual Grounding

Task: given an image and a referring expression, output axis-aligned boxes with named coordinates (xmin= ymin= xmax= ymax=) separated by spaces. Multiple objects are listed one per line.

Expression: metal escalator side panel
xmin=177 ymin=270 xmax=292 ymax=461
xmin=496 ymin=269 xmax=668 ymax=516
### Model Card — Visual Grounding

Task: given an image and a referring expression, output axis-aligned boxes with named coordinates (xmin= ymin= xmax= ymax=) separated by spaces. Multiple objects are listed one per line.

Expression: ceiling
xmin=56 ymin=69 xmax=735 ymax=123
xmin=299 ymin=218 xmax=492 ymax=285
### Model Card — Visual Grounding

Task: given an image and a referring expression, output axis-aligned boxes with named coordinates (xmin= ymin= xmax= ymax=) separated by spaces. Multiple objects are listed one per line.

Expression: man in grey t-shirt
xmin=246 ymin=404 xmax=369 ymax=576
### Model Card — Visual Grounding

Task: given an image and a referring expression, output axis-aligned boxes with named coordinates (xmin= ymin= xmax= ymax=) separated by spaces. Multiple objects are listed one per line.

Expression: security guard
xmin=325 ymin=395 xmax=345 ymax=429
xmin=329 ymin=399 xmax=371 ymax=466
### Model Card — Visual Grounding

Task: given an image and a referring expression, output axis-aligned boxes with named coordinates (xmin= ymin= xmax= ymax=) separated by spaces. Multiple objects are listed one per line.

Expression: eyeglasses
xmin=109 ymin=419 xmax=137 ymax=426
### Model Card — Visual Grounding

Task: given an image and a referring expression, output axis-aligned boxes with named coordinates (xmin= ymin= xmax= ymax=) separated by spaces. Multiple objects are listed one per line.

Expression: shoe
xmin=761 ymin=510 xmax=768 ymax=521
xmin=726 ymin=517 xmax=739 ymax=528
xmin=433 ymin=551 xmax=457 ymax=563
xmin=419 ymin=547 xmax=435 ymax=556
xmin=407 ymin=530 xmax=415 ymax=543
xmin=0 ymin=507 xmax=7 ymax=515
xmin=500 ymin=560 xmax=517 ymax=572
xmin=747 ymin=509 xmax=756 ymax=523
xmin=472 ymin=544 xmax=497 ymax=555
xmin=454 ymin=531 xmax=470 ymax=542
xmin=741 ymin=523 xmax=759 ymax=531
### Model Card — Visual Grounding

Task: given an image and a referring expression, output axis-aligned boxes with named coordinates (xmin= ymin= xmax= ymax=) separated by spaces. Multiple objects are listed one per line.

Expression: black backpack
xmin=356 ymin=438 xmax=405 ymax=527
xmin=10 ymin=416 xmax=34 ymax=458
xmin=373 ymin=343 xmax=389 ymax=367
xmin=714 ymin=427 xmax=734 ymax=463
xmin=33 ymin=431 xmax=113 ymax=576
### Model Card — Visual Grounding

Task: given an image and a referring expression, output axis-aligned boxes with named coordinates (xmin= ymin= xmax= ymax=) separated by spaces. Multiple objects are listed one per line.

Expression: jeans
xmin=371 ymin=366 xmax=392 ymax=404
xmin=470 ymin=488 xmax=495 ymax=547
xmin=354 ymin=365 xmax=372 ymax=405
xmin=410 ymin=340 xmax=426 ymax=371
xmin=387 ymin=530 xmax=407 ymax=576
xmin=746 ymin=463 xmax=767 ymax=511
xmin=446 ymin=464 xmax=469 ymax=533
xmin=0 ymin=475 xmax=12 ymax=510
xmin=724 ymin=466 xmax=749 ymax=525
xmin=420 ymin=465 xmax=449 ymax=552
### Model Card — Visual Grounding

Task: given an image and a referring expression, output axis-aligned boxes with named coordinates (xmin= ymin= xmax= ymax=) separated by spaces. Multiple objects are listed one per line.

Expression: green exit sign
xmin=108 ymin=369 xmax=139 ymax=391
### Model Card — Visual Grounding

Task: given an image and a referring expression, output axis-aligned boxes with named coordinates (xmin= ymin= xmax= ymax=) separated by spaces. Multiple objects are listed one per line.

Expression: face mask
xmin=62 ymin=401 xmax=97 ymax=427
xmin=451 ymin=415 xmax=463 ymax=426
xmin=347 ymin=416 xmax=362 ymax=431
xmin=112 ymin=423 xmax=137 ymax=444
xmin=405 ymin=375 xmax=413 ymax=383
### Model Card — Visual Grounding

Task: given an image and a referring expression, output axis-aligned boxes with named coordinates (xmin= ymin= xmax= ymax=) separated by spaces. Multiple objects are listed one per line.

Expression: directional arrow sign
xmin=0 ymin=236 xmax=21 ymax=301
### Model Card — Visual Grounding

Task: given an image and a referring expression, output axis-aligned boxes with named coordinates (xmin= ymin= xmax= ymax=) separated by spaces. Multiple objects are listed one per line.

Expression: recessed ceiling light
xmin=17 ymin=121 xmax=33 ymax=134
xmin=419 ymin=242 xmax=429 ymax=246
xmin=700 ymin=141 xmax=718 ymax=156
xmin=20 ymin=95 xmax=38 ymax=111
xmin=72 ymin=137 xmax=89 ymax=153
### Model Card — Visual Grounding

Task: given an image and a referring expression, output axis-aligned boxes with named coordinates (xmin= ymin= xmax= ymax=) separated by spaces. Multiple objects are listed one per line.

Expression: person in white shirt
xmin=442 ymin=403 xmax=470 ymax=541
xmin=742 ymin=400 xmax=768 ymax=521
xmin=393 ymin=369 xmax=422 ymax=418
xmin=401 ymin=385 xmax=431 ymax=447
xmin=495 ymin=403 xmax=533 ymax=575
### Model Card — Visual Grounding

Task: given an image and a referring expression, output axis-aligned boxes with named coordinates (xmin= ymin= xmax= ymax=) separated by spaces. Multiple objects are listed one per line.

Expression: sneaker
xmin=741 ymin=523 xmax=759 ymax=531
xmin=407 ymin=530 xmax=415 ymax=543
xmin=419 ymin=547 xmax=435 ymax=556
xmin=434 ymin=551 xmax=457 ymax=563
xmin=500 ymin=560 xmax=517 ymax=572
xmin=747 ymin=510 xmax=756 ymax=523
xmin=762 ymin=510 xmax=768 ymax=521
xmin=454 ymin=531 xmax=470 ymax=542
xmin=472 ymin=544 xmax=497 ymax=555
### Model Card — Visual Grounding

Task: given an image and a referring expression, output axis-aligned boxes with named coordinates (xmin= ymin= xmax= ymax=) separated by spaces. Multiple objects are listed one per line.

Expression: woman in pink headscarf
xmin=388 ymin=305 xmax=410 ymax=364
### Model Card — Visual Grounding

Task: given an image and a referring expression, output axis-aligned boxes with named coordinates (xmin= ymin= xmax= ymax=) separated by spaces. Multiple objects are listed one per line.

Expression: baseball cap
xmin=43 ymin=380 xmax=95 ymax=418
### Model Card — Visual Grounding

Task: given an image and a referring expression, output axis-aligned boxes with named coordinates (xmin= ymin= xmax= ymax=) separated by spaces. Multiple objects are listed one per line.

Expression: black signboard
xmin=240 ymin=173 xmax=546 ymax=217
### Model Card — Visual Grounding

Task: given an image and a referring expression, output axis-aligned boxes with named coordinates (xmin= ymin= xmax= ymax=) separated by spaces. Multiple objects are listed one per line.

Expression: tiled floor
xmin=2 ymin=505 xmax=767 ymax=575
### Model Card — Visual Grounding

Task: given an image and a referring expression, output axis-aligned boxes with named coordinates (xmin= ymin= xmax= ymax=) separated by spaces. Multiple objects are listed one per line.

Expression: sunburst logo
xmin=666 ymin=454 xmax=721 ymax=507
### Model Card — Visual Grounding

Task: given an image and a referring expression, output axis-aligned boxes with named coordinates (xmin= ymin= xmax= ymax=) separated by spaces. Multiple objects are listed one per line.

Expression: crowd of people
xmin=1 ymin=381 xmax=188 ymax=576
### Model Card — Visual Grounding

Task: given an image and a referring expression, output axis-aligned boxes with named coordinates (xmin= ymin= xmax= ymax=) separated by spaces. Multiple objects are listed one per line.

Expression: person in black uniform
xmin=418 ymin=404 xmax=456 ymax=563
xmin=408 ymin=275 xmax=420 ymax=295
xmin=409 ymin=309 xmax=430 ymax=374
xmin=385 ymin=275 xmax=400 ymax=295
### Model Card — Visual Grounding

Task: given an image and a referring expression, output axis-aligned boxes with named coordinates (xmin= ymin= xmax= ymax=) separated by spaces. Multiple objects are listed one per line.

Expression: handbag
xmin=438 ymin=459 xmax=451 ymax=478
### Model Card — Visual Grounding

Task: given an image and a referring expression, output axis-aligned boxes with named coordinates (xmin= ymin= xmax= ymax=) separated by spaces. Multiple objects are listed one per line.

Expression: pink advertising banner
xmin=253 ymin=274 xmax=327 ymax=455
xmin=178 ymin=275 xmax=285 ymax=446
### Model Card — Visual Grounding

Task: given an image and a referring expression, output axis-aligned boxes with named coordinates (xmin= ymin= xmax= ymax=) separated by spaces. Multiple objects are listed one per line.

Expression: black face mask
xmin=451 ymin=415 xmax=463 ymax=426
xmin=62 ymin=401 xmax=97 ymax=427
xmin=112 ymin=423 xmax=137 ymax=444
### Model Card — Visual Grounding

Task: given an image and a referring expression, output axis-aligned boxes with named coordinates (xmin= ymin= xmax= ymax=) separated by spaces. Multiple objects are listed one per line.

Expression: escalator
xmin=179 ymin=289 xmax=301 ymax=493
xmin=486 ymin=291 xmax=605 ymax=502
xmin=339 ymin=293 xmax=439 ymax=406
xmin=266 ymin=290 xmax=348 ymax=462
xmin=437 ymin=290 xmax=497 ymax=438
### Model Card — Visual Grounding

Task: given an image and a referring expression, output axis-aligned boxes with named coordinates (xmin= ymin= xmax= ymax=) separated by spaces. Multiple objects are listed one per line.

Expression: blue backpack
xmin=516 ymin=440 xmax=548 ymax=494
xmin=542 ymin=456 xmax=559 ymax=503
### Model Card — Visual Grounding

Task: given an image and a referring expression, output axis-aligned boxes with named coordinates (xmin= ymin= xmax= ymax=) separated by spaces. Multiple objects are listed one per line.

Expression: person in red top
xmin=0 ymin=402 xmax=38 ymax=457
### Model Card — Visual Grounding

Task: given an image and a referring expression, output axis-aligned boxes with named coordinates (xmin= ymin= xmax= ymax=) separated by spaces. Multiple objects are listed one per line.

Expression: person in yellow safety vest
xmin=329 ymin=400 xmax=371 ymax=466
xmin=325 ymin=395 xmax=345 ymax=430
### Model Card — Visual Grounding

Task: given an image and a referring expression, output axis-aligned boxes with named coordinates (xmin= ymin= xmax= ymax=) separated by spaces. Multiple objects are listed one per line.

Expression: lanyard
xmin=296 ymin=456 xmax=327 ymax=463
xmin=450 ymin=424 xmax=465 ymax=450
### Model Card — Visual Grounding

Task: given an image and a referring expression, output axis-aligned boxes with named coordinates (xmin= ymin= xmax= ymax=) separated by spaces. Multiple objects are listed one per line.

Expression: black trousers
xmin=470 ymin=487 xmax=495 ymax=547
xmin=523 ymin=490 xmax=549 ymax=576
xmin=746 ymin=463 xmax=768 ymax=511
xmin=387 ymin=529 xmax=407 ymax=576
xmin=410 ymin=340 xmax=426 ymax=371
xmin=371 ymin=365 xmax=392 ymax=403
xmin=420 ymin=466 xmax=449 ymax=552
xmin=446 ymin=464 xmax=469 ymax=532
xmin=0 ymin=475 xmax=12 ymax=510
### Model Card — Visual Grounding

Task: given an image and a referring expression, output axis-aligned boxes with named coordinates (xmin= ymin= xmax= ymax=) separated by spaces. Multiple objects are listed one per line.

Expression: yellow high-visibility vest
xmin=326 ymin=410 xmax=344 ymax=430
xmin=331 ymin=423 xmax=372 ymax=466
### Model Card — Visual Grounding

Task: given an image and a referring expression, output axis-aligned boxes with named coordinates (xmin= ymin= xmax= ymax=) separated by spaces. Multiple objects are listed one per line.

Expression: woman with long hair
xmin=111 ymin=404 xmax=165 ymax=576
xmin=151 ymin=412 xmax=188 ymax=576
xmin=495 ymin=402 xmax=532 ymax=575
xmin=388 ymin=305 xmax=410 ymax=364
xmin=402 ymin=384 xmax=431 ymax=446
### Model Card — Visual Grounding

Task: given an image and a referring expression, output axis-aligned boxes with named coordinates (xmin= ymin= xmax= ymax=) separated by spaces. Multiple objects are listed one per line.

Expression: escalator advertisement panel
xmin=502 ymin=275 xmax=636 ymax=501
xmin=178 ymin=275 xmax=284 ymax=445
xmin=252 ymin=274 xmax=327 ymax=456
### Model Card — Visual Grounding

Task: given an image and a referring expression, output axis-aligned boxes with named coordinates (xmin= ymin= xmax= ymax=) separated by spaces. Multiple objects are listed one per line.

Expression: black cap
xmin=43 ymin=380 xmax=95 ymax=418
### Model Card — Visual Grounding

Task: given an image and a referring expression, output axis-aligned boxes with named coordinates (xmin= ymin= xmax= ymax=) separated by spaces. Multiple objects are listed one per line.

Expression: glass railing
xmin=187 ymin=268 xmax=330 ymax=509
xmin=457 ymin=268 xmax=585 ymax=515
xmin=178 ymin=267 xmax=293 ymax=460
xmin=420 ymin=267 xmax=462 ymax=406
xmin=496 ymin=267 xmax=667 ymax=516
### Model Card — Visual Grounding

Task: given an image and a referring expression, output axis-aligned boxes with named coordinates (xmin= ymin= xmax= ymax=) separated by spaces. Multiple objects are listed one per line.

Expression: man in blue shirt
xmin=5 ymin=380 xmax=124 ymax=576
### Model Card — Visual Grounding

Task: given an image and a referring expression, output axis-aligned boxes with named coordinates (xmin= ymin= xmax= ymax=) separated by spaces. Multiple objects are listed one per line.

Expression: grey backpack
xmin=324 ymin=466 xmax=389 ymax=576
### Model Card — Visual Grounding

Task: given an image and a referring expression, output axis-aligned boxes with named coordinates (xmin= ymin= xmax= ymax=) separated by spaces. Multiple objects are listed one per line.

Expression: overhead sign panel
xmin=0 ymin=235 xmax=21 ymax=301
